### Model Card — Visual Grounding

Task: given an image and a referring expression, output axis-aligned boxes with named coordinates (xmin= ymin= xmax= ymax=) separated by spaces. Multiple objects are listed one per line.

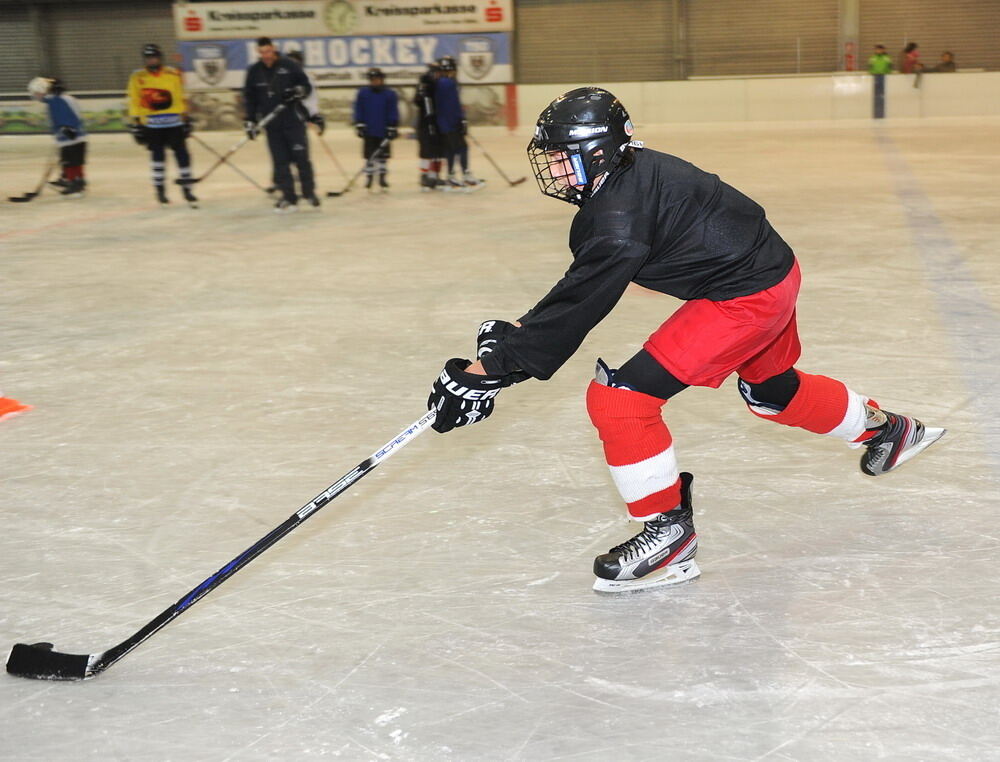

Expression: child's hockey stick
xmin=326 ymin=138 xmax=389 ymax=197
xmin=8 ymin=158 xmax=56 ymax=203
xmin=467 ymin=134 xmax=526 ymax=187
xmin=6 ymin=409 xmax=436 ymax=681
xmin=189 ymin=134 xmax=275 ymax=196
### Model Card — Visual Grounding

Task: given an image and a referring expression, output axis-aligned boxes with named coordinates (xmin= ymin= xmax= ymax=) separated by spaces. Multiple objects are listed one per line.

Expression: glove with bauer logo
xmin=428 ymin=358 xmax=513 ymax=434
xmin=476 ymin=320 xmax=530 ymax=385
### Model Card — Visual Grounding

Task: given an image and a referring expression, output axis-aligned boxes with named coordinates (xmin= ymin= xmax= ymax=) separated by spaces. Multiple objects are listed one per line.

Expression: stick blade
xmin=509 ymin=177 xmax=527 ymax=186
xmin=7 ymin=194 xmax=37 ymax=203
xmin=6 ymin=642 xmax=92 ymax=681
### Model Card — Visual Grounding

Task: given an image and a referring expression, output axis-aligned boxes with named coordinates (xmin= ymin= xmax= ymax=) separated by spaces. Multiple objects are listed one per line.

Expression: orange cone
xmin=0 ymin=397 xmax=32 ymax=421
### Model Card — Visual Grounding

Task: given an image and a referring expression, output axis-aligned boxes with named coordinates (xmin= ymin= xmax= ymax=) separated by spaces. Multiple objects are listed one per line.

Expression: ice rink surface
xmin=1 ymin=117 xmax=998 ymax=761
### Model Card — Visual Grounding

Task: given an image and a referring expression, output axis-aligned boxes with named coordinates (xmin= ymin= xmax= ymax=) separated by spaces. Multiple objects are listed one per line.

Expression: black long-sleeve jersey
xmin=414 ymin=71 xmax=435 ymax=127
xmin=482 ymin=147 xmax=795 ymax=381
xmin=243 ymin=57 xmax=312 ymax=129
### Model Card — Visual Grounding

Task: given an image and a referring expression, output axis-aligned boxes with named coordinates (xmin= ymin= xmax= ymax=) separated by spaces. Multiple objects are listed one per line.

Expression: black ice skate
xmin=593 ymin=472 xmax=701 ymax=593
xmin=59 ymin=179 xmax=85 ymax=198
xmin=859 ymin=405 xmax=945 ymax=476
xmin=49 ymin=177 xmax=70 ymax=190
xmin=155 ymin=186 xmax=169 ymax=205
xmin=378 ymin=174 xmax=389 ymax=193
xmin=181 ymin=186 xmax=199 ymax=209
xmin=365 ymin=174 xmax=376 ymax=194
xmin=305 ymin=194 xmax=321 ymax=208
xmin=273 ymin=198 xmax=298 ymax=214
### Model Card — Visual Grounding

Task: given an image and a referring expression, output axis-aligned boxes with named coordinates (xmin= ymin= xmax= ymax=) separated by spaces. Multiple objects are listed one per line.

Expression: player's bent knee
xmin=738 ymin=367 xmax=800 ymax=415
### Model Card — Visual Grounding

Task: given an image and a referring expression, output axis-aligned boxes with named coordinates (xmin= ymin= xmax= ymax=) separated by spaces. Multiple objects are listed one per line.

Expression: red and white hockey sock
xmin=586 ymin=381 xmax=682 ymax=520
xmin=747 ymin=370 xmax=877 ymax=445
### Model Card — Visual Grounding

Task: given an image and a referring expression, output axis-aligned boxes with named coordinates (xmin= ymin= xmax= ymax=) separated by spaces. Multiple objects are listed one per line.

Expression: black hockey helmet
xmin=366 ymin=67 xmax=385 ymax=81
xmin=437 ymin=55 xmax=457 ymax=73
xmin=286 ymin=49 xmax=304 ymax=64
xmin=527 ymin=87 xmax=636 ymax=207
xmin=142 ymin=43 xmax=162 ymax=59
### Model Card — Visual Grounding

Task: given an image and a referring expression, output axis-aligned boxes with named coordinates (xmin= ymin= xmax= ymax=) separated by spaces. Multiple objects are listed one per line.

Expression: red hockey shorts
xmin=644 ymin=259 xmax=802 ymax=388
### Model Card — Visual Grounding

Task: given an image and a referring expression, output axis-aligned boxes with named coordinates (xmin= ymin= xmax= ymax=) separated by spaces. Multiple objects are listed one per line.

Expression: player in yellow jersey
xmin=127 ymin=44 xmax=197 ymax=207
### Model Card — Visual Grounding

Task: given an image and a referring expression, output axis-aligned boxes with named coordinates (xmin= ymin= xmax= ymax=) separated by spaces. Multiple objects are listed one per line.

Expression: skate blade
xmin=893 ymin=426 xmax=946 ymax=469
xmin=593 ymin=559 xmax=701 ymax=594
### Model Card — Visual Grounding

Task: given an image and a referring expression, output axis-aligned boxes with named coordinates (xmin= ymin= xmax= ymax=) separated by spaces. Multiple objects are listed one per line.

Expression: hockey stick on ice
xmin=176 ymin=103 xmax=287 ymax=186
xmin=326 ymin=138 xmax=389 ymax=197
xmin=467 ymin=134 xmax=527 ymax=187
xmin=189 ymin=133 xmax=276 ymax=196
xmin=315 ymin=132 xmax=350 ymax=181
xmin=6 ymin=408 xmax=437 ymax=681
xmin=8 ymin=158 xmax=56 ymax=203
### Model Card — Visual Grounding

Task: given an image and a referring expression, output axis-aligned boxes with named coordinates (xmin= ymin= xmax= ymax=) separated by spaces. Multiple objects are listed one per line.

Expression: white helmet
xmin=27 ymin=77 xmax=54 ymax=97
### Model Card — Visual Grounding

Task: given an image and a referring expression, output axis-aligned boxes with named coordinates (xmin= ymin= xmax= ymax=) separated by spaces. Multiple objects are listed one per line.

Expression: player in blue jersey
xmin=433 ymin=56 xmax=482 ymax=191
xmin=28 ymin=77 xmax=87 ymax=198
xmin=353 ymin=68 xmax=399 ymax=193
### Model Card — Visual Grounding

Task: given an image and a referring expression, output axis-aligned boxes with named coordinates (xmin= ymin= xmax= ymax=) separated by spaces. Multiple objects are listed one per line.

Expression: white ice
xmin=1 ymin=118 xmax=999 ymax=761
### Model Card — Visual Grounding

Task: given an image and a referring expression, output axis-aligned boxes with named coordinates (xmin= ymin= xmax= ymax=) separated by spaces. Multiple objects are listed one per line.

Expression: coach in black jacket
xmin=243 ymin=37 xmax=318 ymax=211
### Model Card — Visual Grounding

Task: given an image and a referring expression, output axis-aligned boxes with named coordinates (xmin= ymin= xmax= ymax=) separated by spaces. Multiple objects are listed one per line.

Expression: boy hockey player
xmin=427 ymin=88 xmax=945 ymax=593
xmin=28 ymin=77 xmax=87 ymax=198
xmin=433 ymin=56 xmax=481 ymax=191
xmin=414 ymin=62 xmax=444 ymax=191
xmin=127 ymin=44 xmax=197 ymax=208
xmin=353 ymin=68 xmax=399 ymax=193
xmin=243 ymin=38 xmax=316 ymax=213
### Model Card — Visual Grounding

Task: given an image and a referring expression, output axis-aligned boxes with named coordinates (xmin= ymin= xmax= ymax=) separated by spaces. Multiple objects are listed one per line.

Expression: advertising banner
xmin=180 ymin=32 xmax=511 ymax=88
xmin=174 ymin=0 xmax=513 ymax=39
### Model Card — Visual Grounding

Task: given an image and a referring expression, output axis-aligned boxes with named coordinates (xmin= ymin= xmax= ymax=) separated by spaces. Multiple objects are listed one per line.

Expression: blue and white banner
xmin=180 ymin=32 xmax=511 ymax=88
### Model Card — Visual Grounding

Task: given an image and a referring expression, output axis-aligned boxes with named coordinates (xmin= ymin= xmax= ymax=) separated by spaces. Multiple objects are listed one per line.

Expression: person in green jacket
xmin=868 ymin=45 xmax=894 ymax=74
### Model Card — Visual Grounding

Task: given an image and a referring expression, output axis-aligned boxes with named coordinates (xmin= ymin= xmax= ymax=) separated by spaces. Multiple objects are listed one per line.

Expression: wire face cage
xmin=527 ymin=139 xmax=588 ymax=206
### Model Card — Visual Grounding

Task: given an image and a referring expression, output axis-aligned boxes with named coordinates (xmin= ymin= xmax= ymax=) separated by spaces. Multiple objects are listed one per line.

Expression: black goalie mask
xmin=527 ymin=87 xmax=636 ymax=207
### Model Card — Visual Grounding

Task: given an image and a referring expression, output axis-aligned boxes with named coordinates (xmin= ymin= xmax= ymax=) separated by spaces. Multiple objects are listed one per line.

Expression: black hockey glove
xmin=309 ymin=113 xmax=326 ymax=135
xmin=460 ymin=119 xmax=468 ymax=136
xmin=128 ymin=121 xmax=147 ymax=146
xmin=386 ymin=125 xmax=398 ymax=140
xmin=355 ymin=123 xmax=366 ymax=138
xmin=244 ymin=120 xmax=259 ymax=140
xmin=282 ymin=85 xmax=306 ymax=103
xmin=59 ymin=126 xmax=78 ymax=140
xmin=476 ymin=320 xmax=531 ymax=385
xmin=428 ymin=358 xmax=510 ymax=434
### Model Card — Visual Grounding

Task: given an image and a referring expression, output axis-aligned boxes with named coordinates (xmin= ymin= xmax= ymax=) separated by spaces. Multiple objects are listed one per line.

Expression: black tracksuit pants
xmin=266 ymin=122 xmax=315 ymax=202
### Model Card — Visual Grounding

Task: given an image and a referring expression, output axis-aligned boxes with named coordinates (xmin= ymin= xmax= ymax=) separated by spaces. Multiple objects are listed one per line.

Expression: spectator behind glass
xmin=901 ymin=42 xmax=922 ymax=73
xmin=868 ymin=44 xmax=894 ymax=74
xmin=929 ymin=51 xmax=956 ymax=73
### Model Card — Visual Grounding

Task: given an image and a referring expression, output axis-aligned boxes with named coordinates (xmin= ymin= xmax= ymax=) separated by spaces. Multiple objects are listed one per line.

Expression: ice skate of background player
xmin=427 ymin=88 xmax=945 ymax=593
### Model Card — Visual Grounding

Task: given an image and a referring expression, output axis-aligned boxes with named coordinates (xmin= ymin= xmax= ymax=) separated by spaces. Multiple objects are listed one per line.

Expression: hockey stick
xmin=6 ymin=408 xmax=437 ymax=681
xmin=8 ymin=158 xmax=56 ymax=203
xmin=326 ymin=138 xmax=389 ymax=197
xmin=176 ymin=103 xmax=287 ymax=186
xmin=189 ymin=133 xmax=275 ymax=196
xmin=467 ymin=134 xmax=527 ymax=187
xmin=315 ymin=132 xmax=350 ymax=181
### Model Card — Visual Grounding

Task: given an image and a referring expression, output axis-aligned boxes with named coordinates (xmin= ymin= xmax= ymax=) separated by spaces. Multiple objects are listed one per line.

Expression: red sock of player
xmin=586 ymin=381 xmax=682 ymax=519
xmin=746 ymin=369 xmax=876 ymax=443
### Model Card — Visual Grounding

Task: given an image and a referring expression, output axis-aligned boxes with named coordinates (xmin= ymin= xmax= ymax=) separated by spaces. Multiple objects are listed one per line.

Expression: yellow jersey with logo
xmin=127 ymin=66 xmax=187 ymax=127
